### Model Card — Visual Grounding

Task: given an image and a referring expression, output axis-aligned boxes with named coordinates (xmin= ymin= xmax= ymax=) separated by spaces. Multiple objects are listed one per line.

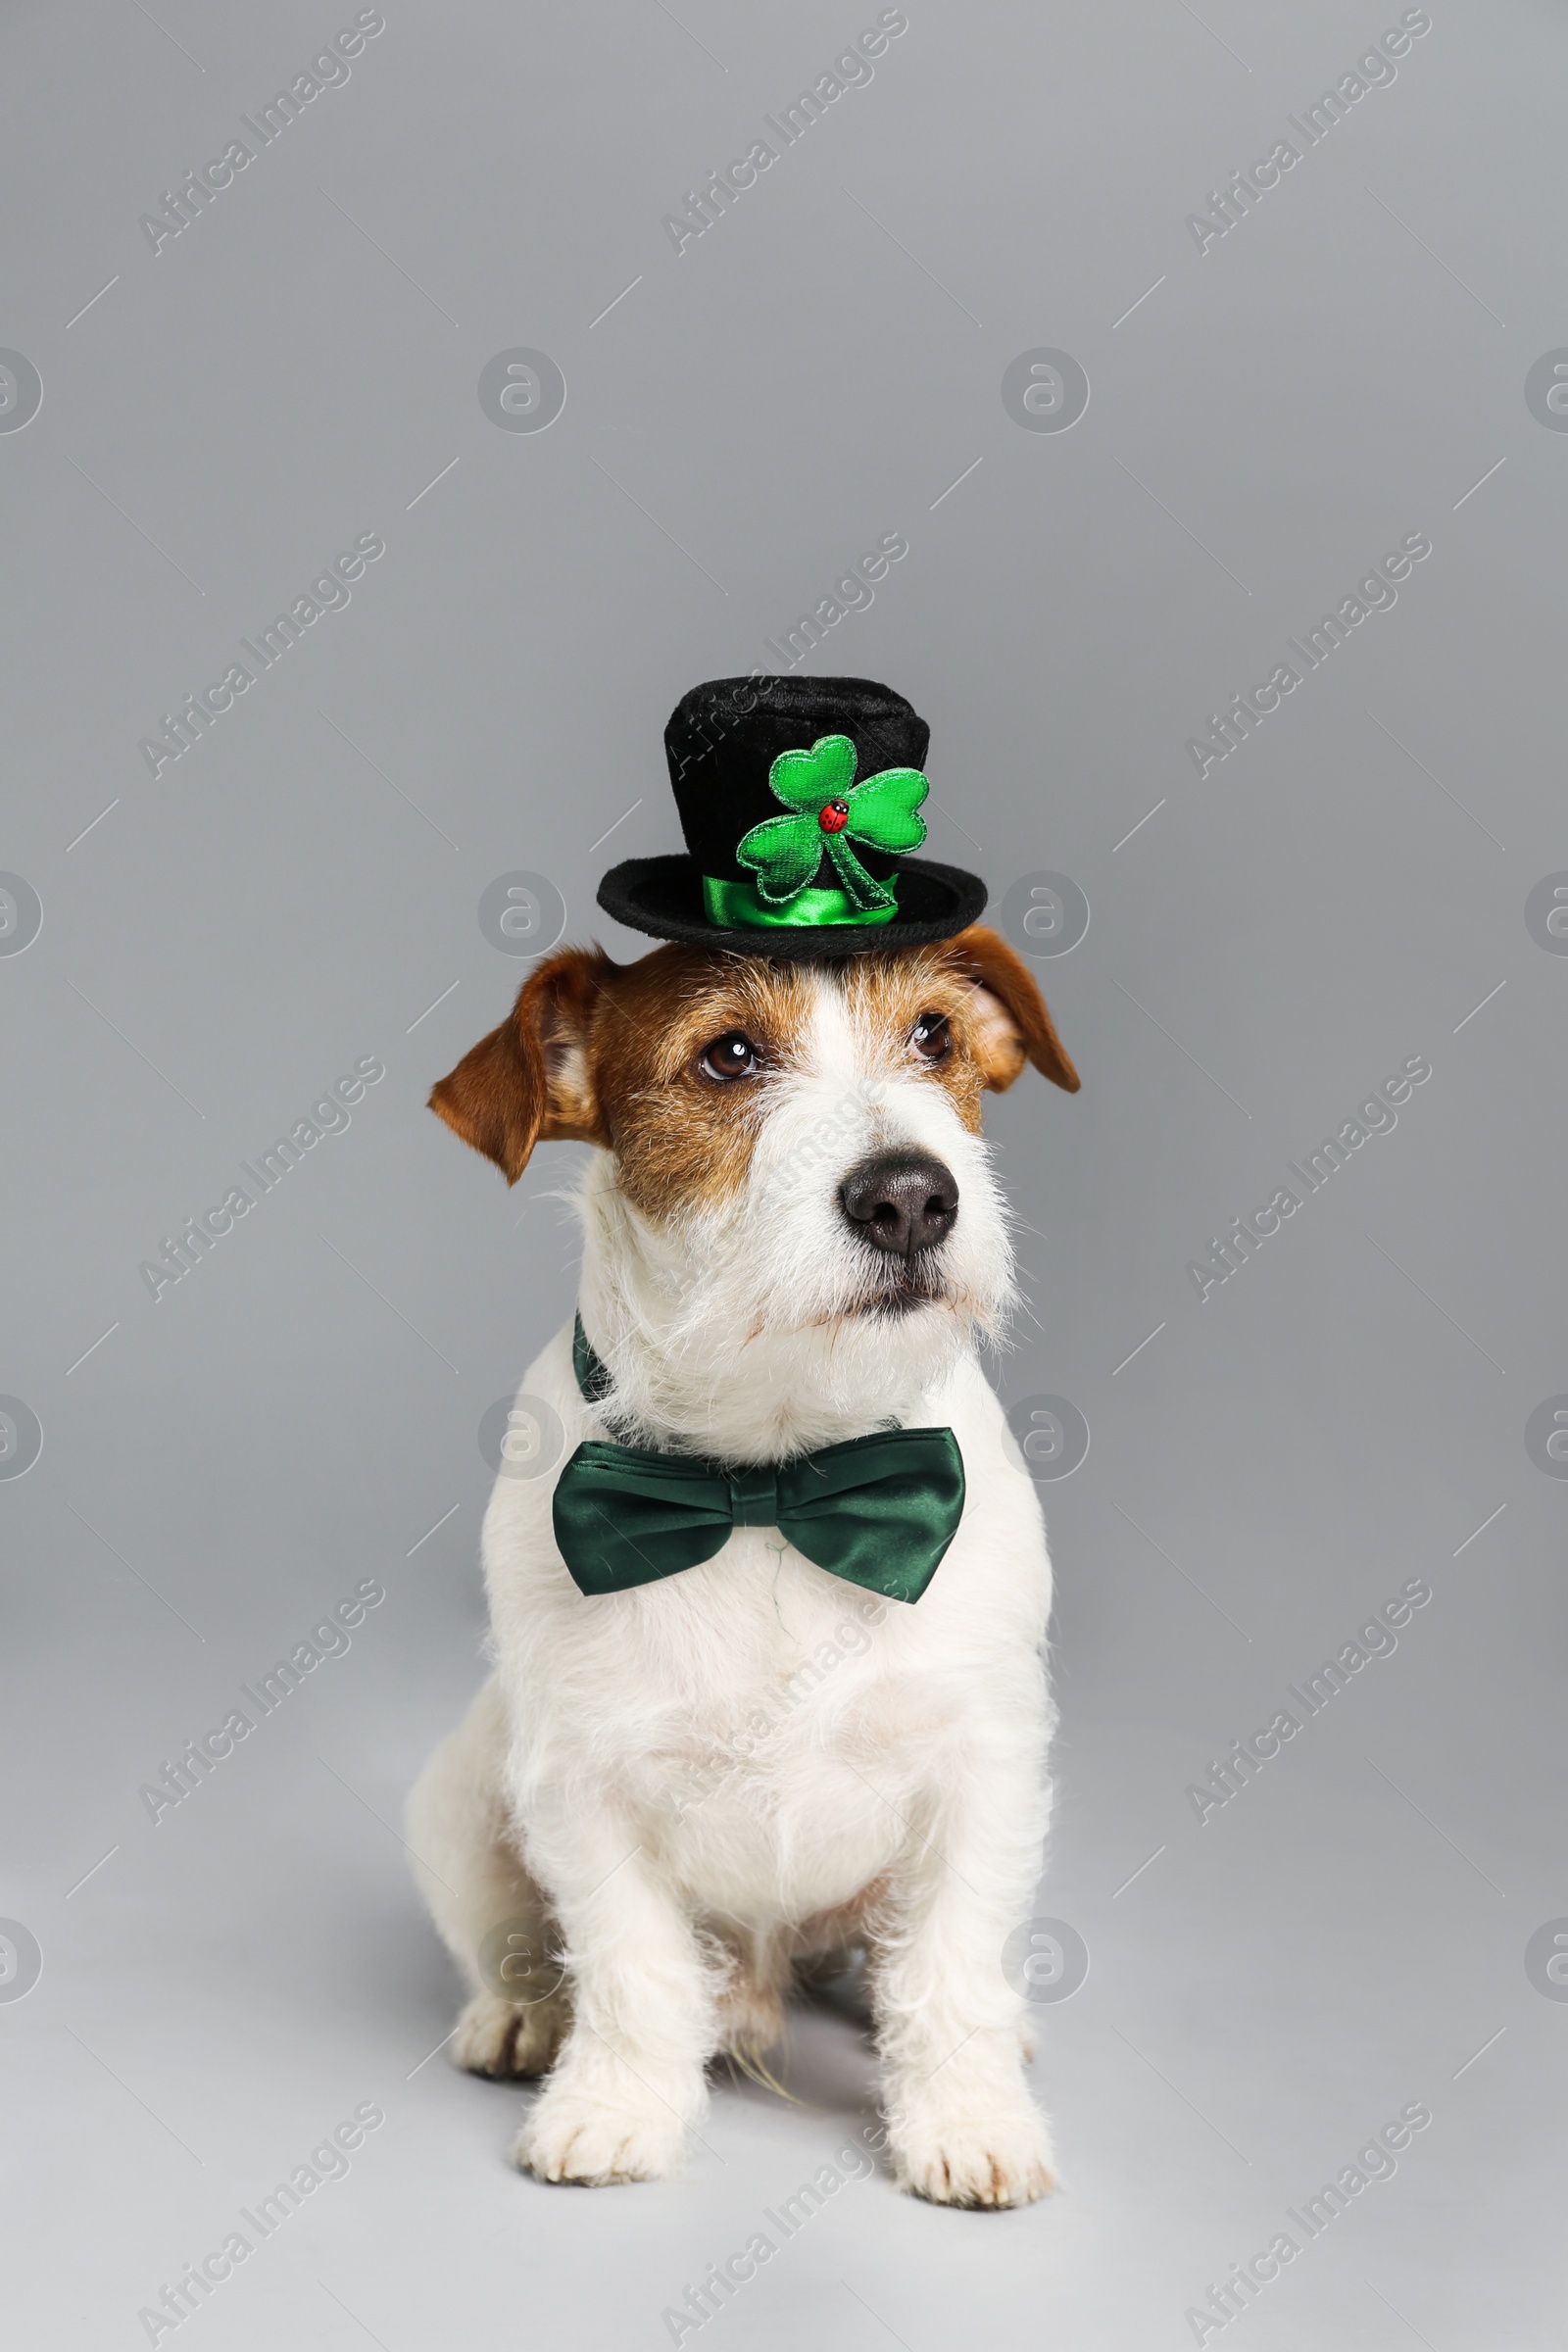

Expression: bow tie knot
xmin=727 ymin=1464 xmax=782 ymax=1528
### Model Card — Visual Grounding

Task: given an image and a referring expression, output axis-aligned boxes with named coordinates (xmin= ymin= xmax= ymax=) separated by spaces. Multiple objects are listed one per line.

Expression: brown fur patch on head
xmin=838 ymin=928 xmax=1079 ymax=1132
xmin=430 ymin=926 xmax=1078 ymax=1206
xmin=429 ymin=944 xmax=824 ymax=1213
xmin=585 ymin=948 xmax=819 ymax=1220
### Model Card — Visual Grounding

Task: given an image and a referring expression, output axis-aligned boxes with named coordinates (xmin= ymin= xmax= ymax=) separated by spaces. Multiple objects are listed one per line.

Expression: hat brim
xmin=597 ymin=855 xmax=988 ymax=961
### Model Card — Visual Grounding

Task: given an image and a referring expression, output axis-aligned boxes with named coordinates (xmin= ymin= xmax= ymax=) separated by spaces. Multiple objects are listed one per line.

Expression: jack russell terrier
xmin=407 ymin=675 xmax=1080 ymax=2204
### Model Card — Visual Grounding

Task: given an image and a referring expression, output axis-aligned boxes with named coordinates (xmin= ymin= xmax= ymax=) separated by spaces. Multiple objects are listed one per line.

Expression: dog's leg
xmin=714 ymin=1924 xmax=790 ymax=2062
xmin=514 ymin=1806 xmax=716 ymax=2186
xmin=405 ymin=1679 xmax=569 ymax=2079
xmin=867 ymin=1735 xmax=1055 ymax=2208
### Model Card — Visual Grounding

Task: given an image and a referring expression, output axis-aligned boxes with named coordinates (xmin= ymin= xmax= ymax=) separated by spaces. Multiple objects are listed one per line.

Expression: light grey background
xmin=3 ymin=2 xmax=1564 ymax=2344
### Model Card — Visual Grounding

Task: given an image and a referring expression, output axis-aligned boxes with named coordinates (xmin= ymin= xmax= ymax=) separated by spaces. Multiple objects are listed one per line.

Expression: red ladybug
xmin=818 ymin=799 xmax=851 ymax=833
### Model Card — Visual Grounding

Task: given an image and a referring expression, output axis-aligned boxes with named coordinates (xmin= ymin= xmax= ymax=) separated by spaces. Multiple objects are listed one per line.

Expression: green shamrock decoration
xmin=736 ymin=735 xmax=929 ymax=912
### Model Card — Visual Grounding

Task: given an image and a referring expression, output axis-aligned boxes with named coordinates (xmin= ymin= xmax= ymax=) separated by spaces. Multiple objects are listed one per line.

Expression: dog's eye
xmin=698 ymin=1031 xmax=760 ymax=1083
xmin=909 ymin=1012 xmax=952 ymax=1063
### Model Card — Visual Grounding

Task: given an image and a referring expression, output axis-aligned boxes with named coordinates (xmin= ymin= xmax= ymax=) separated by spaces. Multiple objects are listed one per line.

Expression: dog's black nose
xmin=840 ymin=1150 xmax=958 ymax=1256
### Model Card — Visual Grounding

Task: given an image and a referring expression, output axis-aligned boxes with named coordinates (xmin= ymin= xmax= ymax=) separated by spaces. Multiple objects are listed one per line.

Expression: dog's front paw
xmin=514 ymin=2084 xmax=687 ymax=2185
xmin=451 ymin=1990 xmax=568 ymax=2080
xmin=891 ymin=2094 xmax=1055 ymax=2209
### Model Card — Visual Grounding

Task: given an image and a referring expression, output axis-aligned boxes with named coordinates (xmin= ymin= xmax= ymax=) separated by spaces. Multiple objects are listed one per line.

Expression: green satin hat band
xmin=702 ymin=875 xmax=900 ymax=930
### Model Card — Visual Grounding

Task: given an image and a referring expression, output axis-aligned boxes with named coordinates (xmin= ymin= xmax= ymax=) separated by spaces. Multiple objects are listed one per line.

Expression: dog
xmin=406 ymin=915 xmax=1080 ymax=2204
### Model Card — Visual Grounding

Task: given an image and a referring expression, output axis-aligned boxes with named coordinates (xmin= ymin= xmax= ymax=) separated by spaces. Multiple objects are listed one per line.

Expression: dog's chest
xmin=589 ymin=1542 xmax=956 ymax=1895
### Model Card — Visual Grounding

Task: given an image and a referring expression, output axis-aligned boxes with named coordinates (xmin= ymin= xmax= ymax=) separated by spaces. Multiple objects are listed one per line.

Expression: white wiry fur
xmin=407 ymin=971 xmax=1058 ymax=2204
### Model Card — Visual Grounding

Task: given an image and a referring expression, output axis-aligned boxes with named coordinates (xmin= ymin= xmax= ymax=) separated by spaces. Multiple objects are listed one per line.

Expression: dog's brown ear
xmin=428 ymin=948 xmax=612 ymax=1181
xmin=948 ymin=923 xmax=1080 ymax=1094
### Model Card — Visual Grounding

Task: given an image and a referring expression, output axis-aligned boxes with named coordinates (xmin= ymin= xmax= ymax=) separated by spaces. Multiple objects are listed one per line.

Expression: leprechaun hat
xmin=597 ymin=675 xmax=987 ymax=959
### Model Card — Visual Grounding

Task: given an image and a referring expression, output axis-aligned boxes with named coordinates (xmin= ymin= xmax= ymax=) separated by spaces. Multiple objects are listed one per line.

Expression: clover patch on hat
xmin=598 ymin=674 xmax=986 ymax=959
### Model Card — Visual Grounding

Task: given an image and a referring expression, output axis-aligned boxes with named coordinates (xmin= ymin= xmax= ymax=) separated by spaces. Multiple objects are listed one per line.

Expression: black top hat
xmin=598 ymin=675 xmax=987 ymax=959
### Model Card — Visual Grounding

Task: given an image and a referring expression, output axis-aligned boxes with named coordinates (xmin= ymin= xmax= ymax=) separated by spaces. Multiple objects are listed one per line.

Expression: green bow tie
xmin=551 ymin=1318 xmax=965 ymax=1604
